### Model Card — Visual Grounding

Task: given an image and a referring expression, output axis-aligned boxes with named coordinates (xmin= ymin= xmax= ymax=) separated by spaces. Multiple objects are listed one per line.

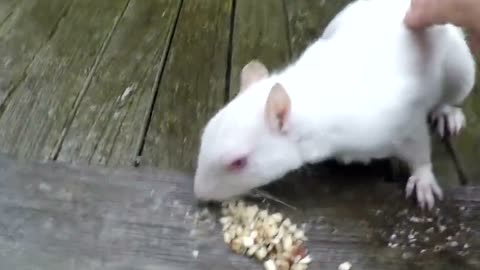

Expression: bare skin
xmin=404 ymin=0 xmax=480 ymax=54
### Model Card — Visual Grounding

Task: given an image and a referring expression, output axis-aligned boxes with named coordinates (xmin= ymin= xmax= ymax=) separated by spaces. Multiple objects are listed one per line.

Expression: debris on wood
xmin=119 ymin=83 xmax=137 ymax=102
xmin=248 ymin=189 xmax=298 ymax=210
xmin=220 ymin=200 xmax=311 ymax=270
xmin=338 ymin=261 xmax=352 ymax=270
xmin=382 ymin=206 xmax=472 ymax=256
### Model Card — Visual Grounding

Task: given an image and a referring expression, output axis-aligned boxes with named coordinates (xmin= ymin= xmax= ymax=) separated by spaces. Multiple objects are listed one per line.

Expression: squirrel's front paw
xmin=429 ymin=105 xmax=465 ymax=138
xmin=405 ymin=171 xmax=443 ymax=210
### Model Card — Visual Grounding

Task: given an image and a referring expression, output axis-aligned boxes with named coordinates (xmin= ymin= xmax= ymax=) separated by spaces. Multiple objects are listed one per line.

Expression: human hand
xmin=404 ymin=0 xmax=480 ymax=55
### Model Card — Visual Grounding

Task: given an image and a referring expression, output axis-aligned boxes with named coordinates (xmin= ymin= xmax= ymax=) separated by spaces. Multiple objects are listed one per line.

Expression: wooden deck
xmin=0 ymin=0 xmax=479 ymax=269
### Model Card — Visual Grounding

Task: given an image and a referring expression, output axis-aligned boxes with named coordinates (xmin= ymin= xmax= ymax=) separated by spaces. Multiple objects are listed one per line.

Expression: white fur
xmin=193 ymin=0 xmax=476 ymax=209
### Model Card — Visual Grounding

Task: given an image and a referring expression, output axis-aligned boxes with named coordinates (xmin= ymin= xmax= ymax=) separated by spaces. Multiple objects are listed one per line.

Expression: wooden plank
xmin=56 ymin=0 xmax=181 ymax=167
xmin=284 ymin=0 xmax=353 ymax=57
xmin=0 ymin=0 xmax=17 ymax=26
xmin=0 ymin=0 xmax=129 ymax=161
xmin=450 ymin=68 xmax=480 ymax=185
xmin=141 ymin=0 xmax=232 ymax=172
xmin=0 ymin=0 xmax=70 ymax=106
xmin=431 ymin=137 xmax=464 ymax=187
xmin=228 ymin=0 xmax=291 ymax=97
xmin=0 ymin=154 xmax=477 ymax=270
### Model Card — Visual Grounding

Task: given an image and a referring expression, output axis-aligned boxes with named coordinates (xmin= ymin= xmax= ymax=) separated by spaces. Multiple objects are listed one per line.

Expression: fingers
xmin=404 ymin=0 xmax=443 ymax=29
xmin=404 ymin=0 xmax=472 ymax=30
xmin=404 ymin=0 xmax=452 ymax=29
xmin=404 ymin=0 xmax=480 ymax=57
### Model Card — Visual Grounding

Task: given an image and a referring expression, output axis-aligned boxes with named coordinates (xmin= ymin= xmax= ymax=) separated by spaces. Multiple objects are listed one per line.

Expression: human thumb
xmin=404 ymin=0 xmax=441 ymax=29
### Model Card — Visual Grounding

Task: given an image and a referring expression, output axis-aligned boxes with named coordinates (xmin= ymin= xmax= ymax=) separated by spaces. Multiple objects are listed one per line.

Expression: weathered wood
xmin=56 ymin=0 xmax=181 ymax=167
xmin=0 ymin=0 xmax=129 ymax=161
xmin=432 ymin=137 xmax=466 ymax=187
xmin=228 ymin=0 xmax=291 ymax=97
xmin=0 ymin=154 xmax=477 ymax=270
xmin=0 ymin=2 xmax=476 ymax=269
xmin=0 ymin=0 xmax=17 ymax=26
xmin=0 ymin=0 xmax=70 ymax=106
xmin=141 ymin=0 xmax=232 ymax=172
xmin=450 ymin=68 xmax=480 ymax=185
xmin=285 ymin=0 xmax=353 ymax=57
xmin=262 ymin=170 xmax=480 ymax=270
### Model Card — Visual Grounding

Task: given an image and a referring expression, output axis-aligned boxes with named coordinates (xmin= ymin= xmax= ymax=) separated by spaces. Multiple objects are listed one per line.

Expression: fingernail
xmin=404 ymin=10 xmax=422 ymax=29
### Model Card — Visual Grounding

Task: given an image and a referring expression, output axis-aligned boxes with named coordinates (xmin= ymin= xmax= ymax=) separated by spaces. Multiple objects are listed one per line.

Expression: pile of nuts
xmin=220 ymin=200 xmax=311 ymax=270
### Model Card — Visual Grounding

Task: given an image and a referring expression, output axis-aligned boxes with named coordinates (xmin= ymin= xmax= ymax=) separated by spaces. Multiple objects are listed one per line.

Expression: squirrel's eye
xmin=227 ymin=157 xmax=247 ymax=171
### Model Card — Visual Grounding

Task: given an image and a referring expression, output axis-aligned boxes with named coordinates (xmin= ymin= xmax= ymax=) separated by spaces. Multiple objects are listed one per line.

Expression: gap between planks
xmin=134 ymin=0 xmax=185 ymax=166
xmin=50 ymin=0 xmax=132 ymax=160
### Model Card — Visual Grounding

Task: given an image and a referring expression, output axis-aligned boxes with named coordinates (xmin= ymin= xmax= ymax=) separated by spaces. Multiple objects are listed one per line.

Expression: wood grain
xmin=0 ymin=154 xmax=477 ymax=270
xmin=284 ymin=0 xmax=353 ymax=57
xmin=228 ymin=0 xmax=291 ymax=98
xmin=141 ymin=0 xmax=232 ymax=172
xmin=450 ymin=67 xmax=480 ymax=185
xmin=0 ymin=0 xmax=71 ymax=106
xmin=0 ymin=0 xmax=17 ymax=27
xmin=56 ymin=0 xmax=181 ymax=167
xmin=0 ymin=0 xmax=129 ymax=161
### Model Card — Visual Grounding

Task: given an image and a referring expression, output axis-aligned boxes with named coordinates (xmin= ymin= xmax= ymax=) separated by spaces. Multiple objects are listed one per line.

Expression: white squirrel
xmin=193 ymin=0 xmax=476 ymax=210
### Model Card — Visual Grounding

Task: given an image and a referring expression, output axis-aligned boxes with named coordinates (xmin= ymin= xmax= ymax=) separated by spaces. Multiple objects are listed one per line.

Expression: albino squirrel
xmin=193 ymin=0 xmax=476 ymax=210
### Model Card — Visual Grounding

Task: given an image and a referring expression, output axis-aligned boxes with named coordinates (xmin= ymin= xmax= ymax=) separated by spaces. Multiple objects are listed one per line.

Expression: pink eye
xmin=227 ymin=157 xmax=247 ymax=171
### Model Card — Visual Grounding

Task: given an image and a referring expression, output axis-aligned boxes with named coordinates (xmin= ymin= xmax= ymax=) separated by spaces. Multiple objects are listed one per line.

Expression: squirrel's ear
xmin=239 ymin=60 xmax=269 ymax=92
xmin=265 ymin=83 xmax=290 ymax=133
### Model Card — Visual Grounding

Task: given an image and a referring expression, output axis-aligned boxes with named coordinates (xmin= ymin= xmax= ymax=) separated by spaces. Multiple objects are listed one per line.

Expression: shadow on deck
xmin=0 ymin=0 xmax=478 ymax=269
